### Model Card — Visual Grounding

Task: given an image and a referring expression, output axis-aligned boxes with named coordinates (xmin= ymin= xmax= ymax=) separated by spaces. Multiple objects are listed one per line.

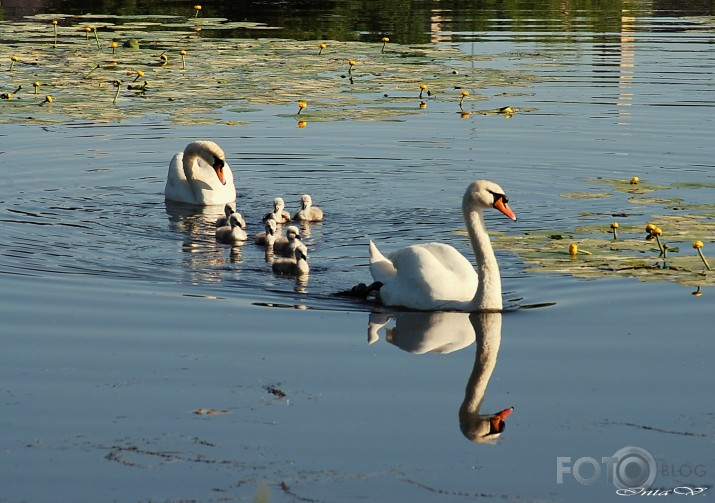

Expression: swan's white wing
xmin=165 ymin=152 xmax=197 ymax=204
xmin=378 ymin=243 xmax=478 ymax=310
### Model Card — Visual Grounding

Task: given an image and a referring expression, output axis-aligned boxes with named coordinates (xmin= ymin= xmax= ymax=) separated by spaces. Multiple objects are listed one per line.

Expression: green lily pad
xmin=0 ymin=14 xmax=543 ymax=125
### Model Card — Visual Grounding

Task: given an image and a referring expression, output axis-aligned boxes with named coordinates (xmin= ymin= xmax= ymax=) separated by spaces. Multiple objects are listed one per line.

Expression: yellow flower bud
xmin=179 ymin=50 xmax=187 ymax=56
xmin=693 ymin=241 xmax=704 ymax=249
xmin=10 ymin=55 xmax=19 ymax=62
xmin=460 ymin=90 xmax=470 ymax=97
xmin=630 ymin=176 xmax=639 ymax=184
xmin=652 ymin=227 xmax=662 ymax=236
xmin=419 ymin=83 xmax=427 ymax=90
xmin=645 ymin=223 xmax=656 ymax=233
xmin=569 ymin=243 xmax=578 ymax=255
xmin=381 ymin=37 xmax=390 ymax=43
xmin=611 ymin=222 xmax=619 ymax=229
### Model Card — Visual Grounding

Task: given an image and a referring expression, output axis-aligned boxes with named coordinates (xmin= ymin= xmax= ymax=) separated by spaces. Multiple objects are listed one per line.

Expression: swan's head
xmin=265 ymin=218 xmax=277 ymax=235
xmin=460 ymin=406 xmax=514 ymax=444
xmin=188 ymin=141 xmax=227 ymax=185
xmin=229 ymin=212 xmax=246 ymax=229
xmin=273 ymin=197 xmax=285 ymax=212
xmin=300 ymin=194 xmax=312 ymax=210
xmin=285 ymin=225 xmax=301 ymax=241
xmin=223 ymin=203 xmax=235 ymax=217
xmin=464 ymin=180 xmax=517 ymax=221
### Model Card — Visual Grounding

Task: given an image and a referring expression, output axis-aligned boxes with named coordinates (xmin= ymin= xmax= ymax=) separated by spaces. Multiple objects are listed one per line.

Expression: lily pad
xmin=0 ymin=14 xmax=542 ymax=124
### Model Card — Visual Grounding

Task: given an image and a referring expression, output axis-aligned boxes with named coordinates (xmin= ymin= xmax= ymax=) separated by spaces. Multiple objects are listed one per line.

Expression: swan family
xmin=165 ymin=142 xmax=517 ymax=307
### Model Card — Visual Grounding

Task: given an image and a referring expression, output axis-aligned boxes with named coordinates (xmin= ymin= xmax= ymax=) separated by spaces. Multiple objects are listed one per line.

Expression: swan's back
xmin=369 ymin=241 xmax=478 ymax=310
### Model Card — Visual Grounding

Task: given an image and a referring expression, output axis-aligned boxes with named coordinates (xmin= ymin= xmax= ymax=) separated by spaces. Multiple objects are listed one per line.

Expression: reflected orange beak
xmin=213 ymin=165 xmax=226 ymax=185
xmin=490 ymin=407 xmax=514 ymax=432
xmin=494 ymin=198 xmax=517 ymax=221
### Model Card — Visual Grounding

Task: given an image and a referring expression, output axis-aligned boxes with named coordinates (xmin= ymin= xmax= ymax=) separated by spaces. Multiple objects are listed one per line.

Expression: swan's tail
xmin=369 ymin=240 xmax=396 ymax=283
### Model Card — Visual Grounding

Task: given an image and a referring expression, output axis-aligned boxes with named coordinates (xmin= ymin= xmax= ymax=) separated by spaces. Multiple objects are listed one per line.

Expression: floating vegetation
xmin=0 ymin=13 xmax=540 ymax=124
xmin=483 ymin=179 xmax=715 ymax=288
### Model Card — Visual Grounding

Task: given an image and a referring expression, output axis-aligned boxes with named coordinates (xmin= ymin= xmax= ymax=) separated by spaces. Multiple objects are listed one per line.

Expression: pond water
xmin=1 ymin=5 xmax=714 ymax=503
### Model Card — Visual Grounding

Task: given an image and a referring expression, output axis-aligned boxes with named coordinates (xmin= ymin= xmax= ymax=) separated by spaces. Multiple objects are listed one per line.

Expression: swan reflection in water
xmin=368 ymin=311 xmax=513 ymax=443
xmin=165 ymin=201 xmax=246 ymax=283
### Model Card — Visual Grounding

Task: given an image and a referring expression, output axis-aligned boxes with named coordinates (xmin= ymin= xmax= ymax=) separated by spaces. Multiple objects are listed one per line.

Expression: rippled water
xmin=1 ymin=14 xmax=713 ymax=503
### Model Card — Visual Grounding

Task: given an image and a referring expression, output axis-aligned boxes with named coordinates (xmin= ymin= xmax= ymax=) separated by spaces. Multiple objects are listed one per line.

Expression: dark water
xmin=0 ymin=3 xmax=714 ymax=502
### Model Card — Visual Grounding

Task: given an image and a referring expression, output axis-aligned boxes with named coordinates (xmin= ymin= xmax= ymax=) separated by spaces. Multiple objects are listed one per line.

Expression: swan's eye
xmin=488 ymin=190 xmax=507 ymax=206
xmin=212 ymin=158 xmax=225 ymax=170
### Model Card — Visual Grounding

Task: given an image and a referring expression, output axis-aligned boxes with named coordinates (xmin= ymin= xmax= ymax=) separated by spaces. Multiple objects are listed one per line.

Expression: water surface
xmin=1 ymin=8 xmax=713 ymax=503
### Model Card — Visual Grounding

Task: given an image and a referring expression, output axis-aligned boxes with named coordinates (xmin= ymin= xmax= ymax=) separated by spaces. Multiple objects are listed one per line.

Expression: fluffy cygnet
xmin=293 ymin=194 xmax=323 ymax=222
xmin=215 ymin=212 xmax=248 ymax=243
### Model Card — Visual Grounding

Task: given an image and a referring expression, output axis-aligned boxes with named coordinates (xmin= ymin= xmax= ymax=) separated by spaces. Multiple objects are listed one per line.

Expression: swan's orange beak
xmin=213 ymin=159 xmax=227 ymax=185
xmin=490 ymin=407 xmax=514 ymax=433
xmin=494 ymin=199 xmax=517 ymax=221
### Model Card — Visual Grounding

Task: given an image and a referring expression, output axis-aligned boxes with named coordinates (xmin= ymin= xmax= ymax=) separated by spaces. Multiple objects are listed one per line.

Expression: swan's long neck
xmin=463 ymin=207 xmax=503 ymax=312
xmin=460 ymin=313 xmax=502 ymax=415
xmin=181 ymin=145 xmax=205 ymax=199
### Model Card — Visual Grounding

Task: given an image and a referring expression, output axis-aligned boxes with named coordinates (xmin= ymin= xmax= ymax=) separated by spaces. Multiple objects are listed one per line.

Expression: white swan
xmin=272 ymin=243 xmax=309 ymax=276
xmin=293 ymin=194 xmax=324 ymax=222
xmin=215 ymin=212 xmax=247 ymax=243
xmin=273 ymin=225 xmax=302 ymax=257
xmin=368 ymin=180 xmax=516 ymax=311
xmin=262 ymin=197 xmax=291 ymax=224
xmin=165 ymin=141 xmax=236 ymax=206
xmin=255 ymin=218 xmax=278 ymax=246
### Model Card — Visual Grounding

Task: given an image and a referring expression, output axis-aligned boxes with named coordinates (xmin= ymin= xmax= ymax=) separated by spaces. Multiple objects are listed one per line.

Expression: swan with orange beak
xmin=165 ymin=141 xmax=236 ymax=206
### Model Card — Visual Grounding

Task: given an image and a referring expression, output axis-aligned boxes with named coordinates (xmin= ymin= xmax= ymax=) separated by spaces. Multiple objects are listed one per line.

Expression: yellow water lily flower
xmin=459 ymin=89 xmax=469 ymax=109
xmin=179 ymin=50 xmax=187 ymax=69
xmin=110 ymin=41 xmax=118 ymax=54
xmin=318 ymin=43 xmax=327 ymax=55
xmin=133 ymin=69 xmax=145 ymax=82
xmin=611 ymin=222 xmax=619 ymax=239
xmin=569 ymin=243 xmax=578 ymax=255
xmin=40 ymin=95 xmax=53 ymax=105
xmin=419 ymin=83 xmax=427 ymax=99
xmin=692 ymin=241 xmax=711 ymax=270
xmin=194 ymin=5 xmax=202 ymax=17
xmin=10 ymin=55 xmax=19 ymax=70
xmin=33 ymin=81 xmax=40 ymax=94
xmin=381 ymin=36 xmax=390 ymax=53
xmin=297 ymin=101 xmax=307 ymax=114
xmin=630 ymin=176 xmax=639 ymax=184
